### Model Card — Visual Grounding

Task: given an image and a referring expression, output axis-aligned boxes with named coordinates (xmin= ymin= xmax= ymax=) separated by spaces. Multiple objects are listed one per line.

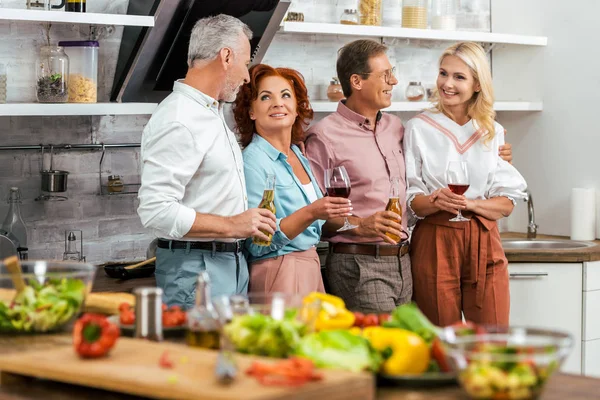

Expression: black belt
xmin=330 ymin=242 xmax=410 ymax=257
xmin=157 ymin=239 xmax=243 ymax=253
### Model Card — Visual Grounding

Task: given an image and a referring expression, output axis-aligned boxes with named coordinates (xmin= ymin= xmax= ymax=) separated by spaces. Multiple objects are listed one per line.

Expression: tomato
xmin=162 ymin=304 xmax=168 ymax=312
xmin=119 ymin=310 xmax=135 ymax=325
xmin=378 ymin=313 xmax=391 ymax=325
xmin=362 ymin=314 xmax=379 ymax=327
xmin=431 ymin=337 xmax=450 ymax=372
xmin=159 ymin=350 xmax=174 ymax=369
xmin=118 ymin=302 xmax=131 ymax=312
xmin=352 ymin=312 xmax=365 ymax=327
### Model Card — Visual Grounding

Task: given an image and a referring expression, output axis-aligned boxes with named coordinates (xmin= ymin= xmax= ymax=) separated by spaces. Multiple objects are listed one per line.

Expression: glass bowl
xmin=218 ymin=292 xmax=320 ymax=358
xmin=0 ymin=260 xmax=96 ymax=333
xmin=440 ymin=325 xmax=573 ymax=400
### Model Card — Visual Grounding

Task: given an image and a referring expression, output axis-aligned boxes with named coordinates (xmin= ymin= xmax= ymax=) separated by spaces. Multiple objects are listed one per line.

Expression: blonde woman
xmin=403 ymin=42 xmax=527 ymax=327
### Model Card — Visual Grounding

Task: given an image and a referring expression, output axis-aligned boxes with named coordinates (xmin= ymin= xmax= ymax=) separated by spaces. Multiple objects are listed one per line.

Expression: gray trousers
xmin=325 ymin=252 xmax=412 ymax=314
xmin=155 ymin=247 xmax=249 ymax=309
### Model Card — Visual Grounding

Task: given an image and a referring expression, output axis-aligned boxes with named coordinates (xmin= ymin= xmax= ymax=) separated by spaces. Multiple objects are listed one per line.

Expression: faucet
xmin=525 ymin=189 xmax=538 ymax=238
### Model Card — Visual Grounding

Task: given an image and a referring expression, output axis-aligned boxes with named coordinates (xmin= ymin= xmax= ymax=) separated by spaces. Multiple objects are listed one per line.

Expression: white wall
xmin=0 ymin=0 xmax=492 ymax=262
xmin=493 ymin=0 xmax=600 ymax=237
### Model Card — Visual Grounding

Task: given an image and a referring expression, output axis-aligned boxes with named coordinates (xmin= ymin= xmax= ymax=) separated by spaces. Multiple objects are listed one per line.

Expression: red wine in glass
xmin=324 ymin=166 xmax=358 ymax=232
xmin=446 ymin=161 xmax=470 ymax=222
xmin=448 ymin=184 xmax=470 ymax=196
xmin=326 ymin=187 xmax=351 ymax=198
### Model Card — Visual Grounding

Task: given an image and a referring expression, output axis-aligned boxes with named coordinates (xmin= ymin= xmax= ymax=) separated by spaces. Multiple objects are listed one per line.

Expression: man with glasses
xmin=305 ymin=39 xmax=410 ymax=313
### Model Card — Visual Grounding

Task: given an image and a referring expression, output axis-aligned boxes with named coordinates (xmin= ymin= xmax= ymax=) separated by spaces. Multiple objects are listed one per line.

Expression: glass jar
xmin=402 ymin=0 xmax=428 ymax=29
xmin=359 ymin=0 xmax=382 ymax=26
xmin=405 ymin=82 xmax=425 ymax=102
xmin=340 ymin=9 xmax=360 ymax=25
xmin=65 ymin=0 xmax=86 ymax=12
xmin=58 ymin=40 xmax=98 ymax=103
xmin=107 ymin=175 xmax=124 ymax=193
xmin=327 ymin=77 xmax=344 ymax=102
xmin=36 ymin=46 xmax=69 ymax=103
xmin=431 ymin=0 xmax=457 ymax=30
xmin=284 ymin=11 xmax=304 ymax=22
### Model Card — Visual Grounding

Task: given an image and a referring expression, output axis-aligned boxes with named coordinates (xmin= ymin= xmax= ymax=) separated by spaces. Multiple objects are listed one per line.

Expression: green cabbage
xmin=293 ymin=330 xmax=382 ymax=372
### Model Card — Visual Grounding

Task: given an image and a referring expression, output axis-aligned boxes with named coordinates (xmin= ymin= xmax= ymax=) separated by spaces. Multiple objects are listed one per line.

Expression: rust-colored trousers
xmin=410 ymin=211 xmax=509 ymax=327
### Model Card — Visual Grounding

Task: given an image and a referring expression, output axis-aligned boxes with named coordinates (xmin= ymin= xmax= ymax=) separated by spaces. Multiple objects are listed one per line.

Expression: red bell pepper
xmin=73 ymin=313 xmax=120 ymax=358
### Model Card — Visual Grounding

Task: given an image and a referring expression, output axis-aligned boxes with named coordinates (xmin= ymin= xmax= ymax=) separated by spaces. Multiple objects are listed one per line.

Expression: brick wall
xmin=0 ymin=0 xmax=490 ymax=263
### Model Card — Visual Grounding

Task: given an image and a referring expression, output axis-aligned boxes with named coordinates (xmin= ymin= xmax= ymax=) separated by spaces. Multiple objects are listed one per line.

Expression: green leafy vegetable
xmin=0 ymin=277 xmax=87 ymax=333
xmin=293 ymin=330 xmax=382 ymax=373
xmin=223 ymin=312 xmax=306 ymax=358
xmin=383 ymin=302 xmax=440 ymax=344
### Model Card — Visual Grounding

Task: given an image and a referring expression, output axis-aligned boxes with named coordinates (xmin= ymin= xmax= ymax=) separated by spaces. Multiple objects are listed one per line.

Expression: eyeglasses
xmin=360 ymin=66 xmax=397 ymax=84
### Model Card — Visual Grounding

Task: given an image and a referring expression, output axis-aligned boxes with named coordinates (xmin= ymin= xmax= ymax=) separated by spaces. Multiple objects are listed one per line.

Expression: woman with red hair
xmin=233 ymin=64 xmax=352 ymax=295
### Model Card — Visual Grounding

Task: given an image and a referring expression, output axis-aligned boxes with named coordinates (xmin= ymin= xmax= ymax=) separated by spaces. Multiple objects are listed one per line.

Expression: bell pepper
xmin=303 ymin=292 xmax=355 ymax=331
xmin=73 ymin=313 xmax=120 ymax=358
xmin=361 ymin=326 xmax=430 ymax=375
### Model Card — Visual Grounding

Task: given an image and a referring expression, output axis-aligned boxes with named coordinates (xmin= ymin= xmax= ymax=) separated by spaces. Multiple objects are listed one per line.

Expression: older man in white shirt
xmin=138 ymin=15 xmax=277 ymax=308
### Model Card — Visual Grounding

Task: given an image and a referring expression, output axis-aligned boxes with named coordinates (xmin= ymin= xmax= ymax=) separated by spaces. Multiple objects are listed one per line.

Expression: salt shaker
xmin=133 ymin=287 xmax=163 ymax=342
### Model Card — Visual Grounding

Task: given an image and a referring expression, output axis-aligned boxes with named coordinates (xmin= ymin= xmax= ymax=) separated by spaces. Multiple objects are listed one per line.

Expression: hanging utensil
xmin=40 ymin=145 xmax=69 ymax=193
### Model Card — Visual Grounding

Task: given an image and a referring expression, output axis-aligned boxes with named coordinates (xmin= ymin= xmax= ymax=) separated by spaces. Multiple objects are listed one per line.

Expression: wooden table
xmin=1 ymin=335 xmax=600 ymax=400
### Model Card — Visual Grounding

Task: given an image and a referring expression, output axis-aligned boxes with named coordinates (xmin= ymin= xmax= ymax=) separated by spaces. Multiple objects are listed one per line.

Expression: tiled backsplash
xmin=0 ymin=0 xmax=490 ymax=263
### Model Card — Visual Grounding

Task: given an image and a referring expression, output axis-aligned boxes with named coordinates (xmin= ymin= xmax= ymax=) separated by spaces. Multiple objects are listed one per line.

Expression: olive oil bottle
xmin=186 ymin=272 xmax=220 ymax=350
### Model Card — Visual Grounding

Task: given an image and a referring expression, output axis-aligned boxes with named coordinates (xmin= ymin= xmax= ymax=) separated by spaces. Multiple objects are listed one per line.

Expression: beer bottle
xmin=253 ymin=174 xmax=276 ymax=246
xmin=385 ymin=177 xmax=402 ymax=243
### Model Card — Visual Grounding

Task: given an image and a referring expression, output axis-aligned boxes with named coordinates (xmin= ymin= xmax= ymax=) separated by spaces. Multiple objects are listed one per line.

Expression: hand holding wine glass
xmin=446 ymin=161 xmax=470 ymax=222
xmin=325 ymin=166 xmax=358 ymax=232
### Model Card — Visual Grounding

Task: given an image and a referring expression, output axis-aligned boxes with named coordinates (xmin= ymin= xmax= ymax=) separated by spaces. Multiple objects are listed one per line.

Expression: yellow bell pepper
xmin=361 ymin=326 xmax=430 ymax=375
xmin=303 ymin=292 xmax=355 ymax=331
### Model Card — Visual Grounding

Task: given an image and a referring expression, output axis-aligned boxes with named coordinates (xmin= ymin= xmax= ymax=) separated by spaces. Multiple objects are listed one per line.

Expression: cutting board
xmin=0 ymin=337 xmax=375 ymax=400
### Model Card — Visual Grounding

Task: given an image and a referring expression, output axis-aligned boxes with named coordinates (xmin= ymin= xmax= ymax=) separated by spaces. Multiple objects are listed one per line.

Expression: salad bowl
xmin=0 ymin=259 xmax=96 ymax=333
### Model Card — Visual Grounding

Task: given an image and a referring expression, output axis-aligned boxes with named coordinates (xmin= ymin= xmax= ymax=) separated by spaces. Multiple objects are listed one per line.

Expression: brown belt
xmin=330 ymin=242 xmax=410 ymax=257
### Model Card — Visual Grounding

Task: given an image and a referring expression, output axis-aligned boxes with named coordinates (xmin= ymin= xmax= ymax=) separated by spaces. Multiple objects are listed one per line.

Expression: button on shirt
xmin=243 ymin=134 xmax=324 ymax=262
xmin=305 ymin=101 xmax=408 ymax=243
xmin=137 ymin=81 xmax=247 ymax=241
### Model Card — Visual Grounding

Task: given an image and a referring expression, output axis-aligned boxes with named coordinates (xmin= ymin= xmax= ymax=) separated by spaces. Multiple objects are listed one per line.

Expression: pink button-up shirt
xmin=305 ymin=101 xmax=408 ymax=244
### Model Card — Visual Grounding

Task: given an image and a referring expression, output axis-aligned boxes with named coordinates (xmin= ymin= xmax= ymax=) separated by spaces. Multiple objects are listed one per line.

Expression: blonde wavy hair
xmin=430 ymin=42 xmax=496 ymax=145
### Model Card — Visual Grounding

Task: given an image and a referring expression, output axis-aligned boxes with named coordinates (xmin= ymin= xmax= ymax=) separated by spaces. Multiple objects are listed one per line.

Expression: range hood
xmin=110 ymin=0 xmax=291 ymax=103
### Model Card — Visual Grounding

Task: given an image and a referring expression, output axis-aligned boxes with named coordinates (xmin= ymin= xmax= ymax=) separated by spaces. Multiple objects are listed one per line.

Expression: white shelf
xmin=0 ymin=103 xmax=158 ymax=116
xmin=310 ymin=101 xmax=543 ymax=113
xmin=0 ymin=9 xmax=154 ymax=27
xmin=280 ymin=22 xmax=547 ymax=46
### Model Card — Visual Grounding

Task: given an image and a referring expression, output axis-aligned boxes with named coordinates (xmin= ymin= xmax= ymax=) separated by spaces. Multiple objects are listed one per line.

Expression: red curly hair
xmin=233 ymin=64 xmax=314 ymax=148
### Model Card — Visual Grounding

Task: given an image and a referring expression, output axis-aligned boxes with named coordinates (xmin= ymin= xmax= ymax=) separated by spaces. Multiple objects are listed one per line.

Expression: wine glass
xmin=324 ymin=166 xmax=358 ymax=232
xmin=446 ymin=161 xmax=470 ymax=222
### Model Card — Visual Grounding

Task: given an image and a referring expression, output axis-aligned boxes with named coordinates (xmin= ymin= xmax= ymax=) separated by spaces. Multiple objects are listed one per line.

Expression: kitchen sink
xmin=501 ymin=239 xmax=597 ymax=250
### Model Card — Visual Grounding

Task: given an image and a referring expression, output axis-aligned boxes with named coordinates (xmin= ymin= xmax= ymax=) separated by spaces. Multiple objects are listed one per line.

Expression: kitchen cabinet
xmin=508 ymin=262 xmax=582 ymax=374
xmin=508 ymin=260 xmax=600 ymax=376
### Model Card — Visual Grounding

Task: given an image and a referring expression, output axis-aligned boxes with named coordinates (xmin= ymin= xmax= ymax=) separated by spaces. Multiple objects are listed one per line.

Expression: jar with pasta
xmin=58 ymin=40 xmax=98 ymax=103
xmin=402 ymin=0 xmax=428 ymax=29
xmin=359 ymin=0 xmax=382 ymax=26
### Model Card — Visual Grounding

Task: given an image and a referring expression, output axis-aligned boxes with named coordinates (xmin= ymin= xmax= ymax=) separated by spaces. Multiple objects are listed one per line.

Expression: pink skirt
xmin=249 ymin=247 xmax=325 ymax=295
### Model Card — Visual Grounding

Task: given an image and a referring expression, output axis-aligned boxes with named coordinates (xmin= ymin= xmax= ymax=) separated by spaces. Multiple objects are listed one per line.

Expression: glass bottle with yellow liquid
xmin=186 ymin=271 xmax=221 ymax=349
xmin=385 ymin=177 xmax=402 ymax=243
xmin=253 ymin=174 xmax=276 ymax=246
